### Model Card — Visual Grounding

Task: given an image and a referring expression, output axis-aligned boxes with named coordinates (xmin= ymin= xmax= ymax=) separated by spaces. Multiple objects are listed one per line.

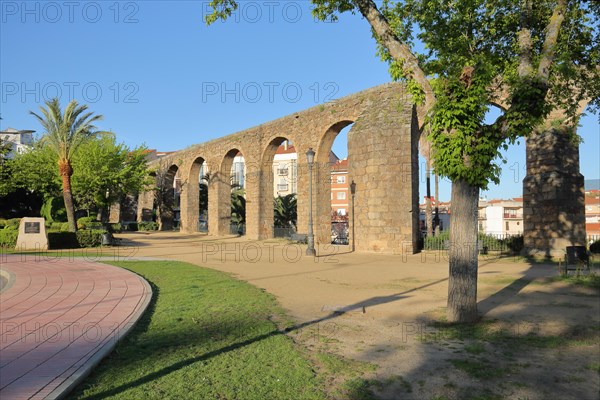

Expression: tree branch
xmin=353 ymin=0 xmax=435 ymax=122
xmin=538 ymin=0 xmax=568 ymax=80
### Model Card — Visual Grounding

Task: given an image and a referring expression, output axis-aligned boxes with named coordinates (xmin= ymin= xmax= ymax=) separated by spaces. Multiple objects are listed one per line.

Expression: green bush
xmin=4 ymin=218 xmax=21 ymax=230
xmin=0 ymin=219 xmax=7 ymax=229
xmin=590 ymin=240 xmax=600 ymax=254
xmin=49 ymin=222 xmax=63 ymax=231
xmin=424 ymin=230 xmax=449 ymax=250
xmin=138 ymin=221 xmax=159 ymax=231
xmin=503 ymin=235 xmax=524 ymax=253
xmin=108 ymin=223 xmax=122 ymax=233
xmin=125 ymin=222 xmax=138 ymax=231
xmin=48 ymin=232 xmax=80 ymax=249
xmin=77 ymin=216 xmax=98 ymax=229
xmin=48 ymin=229 xmax=107 ymax=249
xmin=0 ymin=230 xmax=18 ymax=247
xmin=60 ymin=222 xmax=70 ymax=232
xmin=76 ymin=229 xmax=106 ymax=247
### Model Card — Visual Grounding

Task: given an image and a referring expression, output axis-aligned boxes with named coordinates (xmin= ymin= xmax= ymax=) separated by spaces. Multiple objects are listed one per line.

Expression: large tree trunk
xmin=447 ymin=179 xmax=479 ymax=323
xmin=59 ymin=159 xmax=77 ymax=232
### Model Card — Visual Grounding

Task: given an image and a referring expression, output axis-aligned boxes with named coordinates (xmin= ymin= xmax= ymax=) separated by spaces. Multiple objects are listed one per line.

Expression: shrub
xmin=76 ymin=229 xmax=105 ymax=248
xmin=48 ymin=232 xmax=80 ymax=249
xmin=4 ymin=218 xmax=21 ymax=231
xmin=60 ymin=222 xmax=70 ymax=232
xmin=0 ymin=219 xmax=7 ymax=229
xmin=424 ymin=230 xmax=449 ymax=250
xmin=77 ymin=216 xmax=98 ymax=229
xmin=504 ymin=235 xmax=524 ymax=253
xmin=138 ymin=222 xmax=159 ymax=231
xmin=125 ymin=222 xmax=138 ymax=231
xmin=50 ymin=222 xmax=63 ymax=231
xmin=48 ymin=230 xmax=107 ymax=249
xmin=108 ymin=223 xmax=122 ymax=233
xmin=590 ymin=240 xmax=600 ymax=254
xmin=0 ymin=230 xmax=18 ymax=247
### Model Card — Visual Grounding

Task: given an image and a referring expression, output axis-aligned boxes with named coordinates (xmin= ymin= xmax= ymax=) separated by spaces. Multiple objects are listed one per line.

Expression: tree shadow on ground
xmin=344 ymin=259 xmax=600 ymax=400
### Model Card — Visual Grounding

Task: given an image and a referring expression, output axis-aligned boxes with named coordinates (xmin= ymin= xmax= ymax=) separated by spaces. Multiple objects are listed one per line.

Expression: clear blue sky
xmin=1 ymin=1 xmax=598 ymax=201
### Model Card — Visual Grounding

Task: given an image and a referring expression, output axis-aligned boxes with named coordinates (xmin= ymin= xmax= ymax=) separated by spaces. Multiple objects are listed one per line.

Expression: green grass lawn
xmin=68 ymin=261 xmax=327 ymax=400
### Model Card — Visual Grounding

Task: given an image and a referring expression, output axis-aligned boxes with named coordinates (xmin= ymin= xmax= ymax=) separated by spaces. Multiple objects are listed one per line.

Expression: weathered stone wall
xmin=523 ymin=128 xmax=586 ymax=258
xmin=144 ymin=83 xmax=420 ymax=254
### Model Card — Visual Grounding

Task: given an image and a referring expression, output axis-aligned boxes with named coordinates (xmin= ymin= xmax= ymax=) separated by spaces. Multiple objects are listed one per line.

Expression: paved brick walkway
xmin=0 ymin=255 xmax=152 ymax=399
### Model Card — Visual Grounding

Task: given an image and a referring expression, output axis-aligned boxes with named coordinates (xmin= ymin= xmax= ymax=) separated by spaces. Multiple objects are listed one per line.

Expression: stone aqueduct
xmin=134 ymin=82 xmax=586 ymax=256
xmin=136 ymin=83 xmax=421 ymax=254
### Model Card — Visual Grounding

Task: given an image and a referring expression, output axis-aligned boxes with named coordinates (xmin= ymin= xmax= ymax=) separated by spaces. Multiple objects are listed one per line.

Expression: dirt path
xmin=117 ymin=232 xmax=600 ymax=400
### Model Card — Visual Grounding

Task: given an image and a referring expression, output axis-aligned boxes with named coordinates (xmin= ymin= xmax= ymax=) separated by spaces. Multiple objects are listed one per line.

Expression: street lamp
xmin=306 ymin=148 xmax=316 ymax=256
xmin=350 ymin=180 xmax=356 ymax=252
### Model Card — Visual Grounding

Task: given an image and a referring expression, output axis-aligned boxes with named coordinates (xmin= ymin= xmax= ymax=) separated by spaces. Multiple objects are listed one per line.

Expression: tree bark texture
xmin=59 ymin=159 xmax=77 ymax=232
xmin=447 ymin=179 xmax=479 ymax=323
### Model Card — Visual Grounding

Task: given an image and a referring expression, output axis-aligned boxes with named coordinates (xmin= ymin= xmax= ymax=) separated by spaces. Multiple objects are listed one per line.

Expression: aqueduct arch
xmin=138 ymin=83 xmax=420 ymax=254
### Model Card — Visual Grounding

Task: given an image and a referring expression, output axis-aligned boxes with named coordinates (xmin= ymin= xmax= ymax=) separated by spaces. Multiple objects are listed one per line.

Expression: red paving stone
xmin=0 ymin=255 xmax=152 ymax=399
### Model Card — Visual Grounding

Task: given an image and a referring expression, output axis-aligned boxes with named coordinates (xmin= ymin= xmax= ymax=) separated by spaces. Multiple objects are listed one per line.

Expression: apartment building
xmin=585 ymin=189 xmax=600 ymax=238
xmin=0 ymin=128 xmax=35 ymax=159
xmin=331 ymin=159 xmax=349 ymax=216
xmin=478 ymin=198 xmax=524 ymax=235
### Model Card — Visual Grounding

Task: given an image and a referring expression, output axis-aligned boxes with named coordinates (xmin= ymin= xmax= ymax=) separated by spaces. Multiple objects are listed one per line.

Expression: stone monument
xmin=16 ymin=217 xmax=48 ymax=250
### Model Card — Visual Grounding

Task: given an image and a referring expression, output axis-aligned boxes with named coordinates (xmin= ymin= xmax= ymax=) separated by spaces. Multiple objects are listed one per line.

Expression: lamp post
xmin=350 ymin=179 xmax=356 ymax=252
xmin=306 ymin=148 xmax=316 ymax=256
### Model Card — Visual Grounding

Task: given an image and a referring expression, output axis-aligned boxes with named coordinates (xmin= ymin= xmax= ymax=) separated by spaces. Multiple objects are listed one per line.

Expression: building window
xmin=505 ymin=221 xmax=509 ymax=231
xmin=337 ymin=192 xmax=346 ymax=200
xmin=336 ymin=176 xmax=346 ymax=184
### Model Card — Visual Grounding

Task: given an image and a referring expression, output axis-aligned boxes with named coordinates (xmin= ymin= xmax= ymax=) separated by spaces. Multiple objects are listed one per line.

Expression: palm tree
xmin=30 ymin=98 xmax=103 ymax=232
xmin=274 ymin=194 xmax=297 ymax=229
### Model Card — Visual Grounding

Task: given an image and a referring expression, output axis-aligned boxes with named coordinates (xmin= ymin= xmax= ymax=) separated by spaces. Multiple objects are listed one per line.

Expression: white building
xmin=0 ymin=128 xmax=35 ymax=159
xmin=478 ymin=198 xmax=523 ymax=236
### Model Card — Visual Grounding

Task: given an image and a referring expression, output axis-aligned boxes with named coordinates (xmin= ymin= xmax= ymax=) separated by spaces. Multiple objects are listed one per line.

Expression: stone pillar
xmin=136 ymin=190 xmax=154 ymax=222
xmin=210 ymin=171 xmax=232 ymax=236
xmin=180 ymin=181 xmax=199 ymax=233
xmin=315 ymin=160 xmax=333 ymax=245
xmin=245 ymin=164 xmax=261 ymax=240
xmin=108 ymin=202 xmax=121 ymax=223
xmin=347 ymin=105 xmax=419 ymax=254
xmin=523 ymin=128 xmax=586 ymax=258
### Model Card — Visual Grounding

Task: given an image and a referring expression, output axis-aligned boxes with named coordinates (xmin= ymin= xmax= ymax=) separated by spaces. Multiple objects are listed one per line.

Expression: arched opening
xmin=220 ymin=149 xmax=246 ymax=235
xmin=261 ymin=137 xmax=298 ymax=238
xmin=158 ymin=164 xmax=179 ymax=231
xmin=315 ymin=121 xmax=353 ymax=246
xmin=186 ymin=157 xmax=209 ymax=233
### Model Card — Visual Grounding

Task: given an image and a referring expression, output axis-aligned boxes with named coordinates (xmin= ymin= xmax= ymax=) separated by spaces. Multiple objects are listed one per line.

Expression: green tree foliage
xmin=5 ymin=135 xmax=151 ymax=220
xmin=274 ymin=194 xmax=298 ymax=228
xmin=71 ymin=135 xmax=152 ymax=214
xmin=30 ymin=99 xmax=104 ymax=232
xmin=231 ymin=187 xmax=246 ymax=226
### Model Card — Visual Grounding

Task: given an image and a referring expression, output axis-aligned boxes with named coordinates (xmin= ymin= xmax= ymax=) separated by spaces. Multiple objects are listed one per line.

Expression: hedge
xmin=0 ymin=230 xmax=18 ymax=247
xmin=138 ymin=222 xmax=159 ymax=231
xmin=591 ymin=240 xmax=600 ymax=254
xmin=48 ymin=230 xmax=106 ymax=249
xmin=3 ymin=218 xmax=21 ymax=231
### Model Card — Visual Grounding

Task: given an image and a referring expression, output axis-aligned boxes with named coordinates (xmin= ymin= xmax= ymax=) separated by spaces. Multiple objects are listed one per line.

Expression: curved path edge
xmin=48 ymin=265 xmax=153 ymax=400
xmin=0 ymin=257 xmax=153 ymax=400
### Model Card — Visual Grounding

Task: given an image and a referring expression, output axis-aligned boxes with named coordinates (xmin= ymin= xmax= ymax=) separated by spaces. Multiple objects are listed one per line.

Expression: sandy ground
xmin=112 ymin=232 xmax=600 ymax=400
